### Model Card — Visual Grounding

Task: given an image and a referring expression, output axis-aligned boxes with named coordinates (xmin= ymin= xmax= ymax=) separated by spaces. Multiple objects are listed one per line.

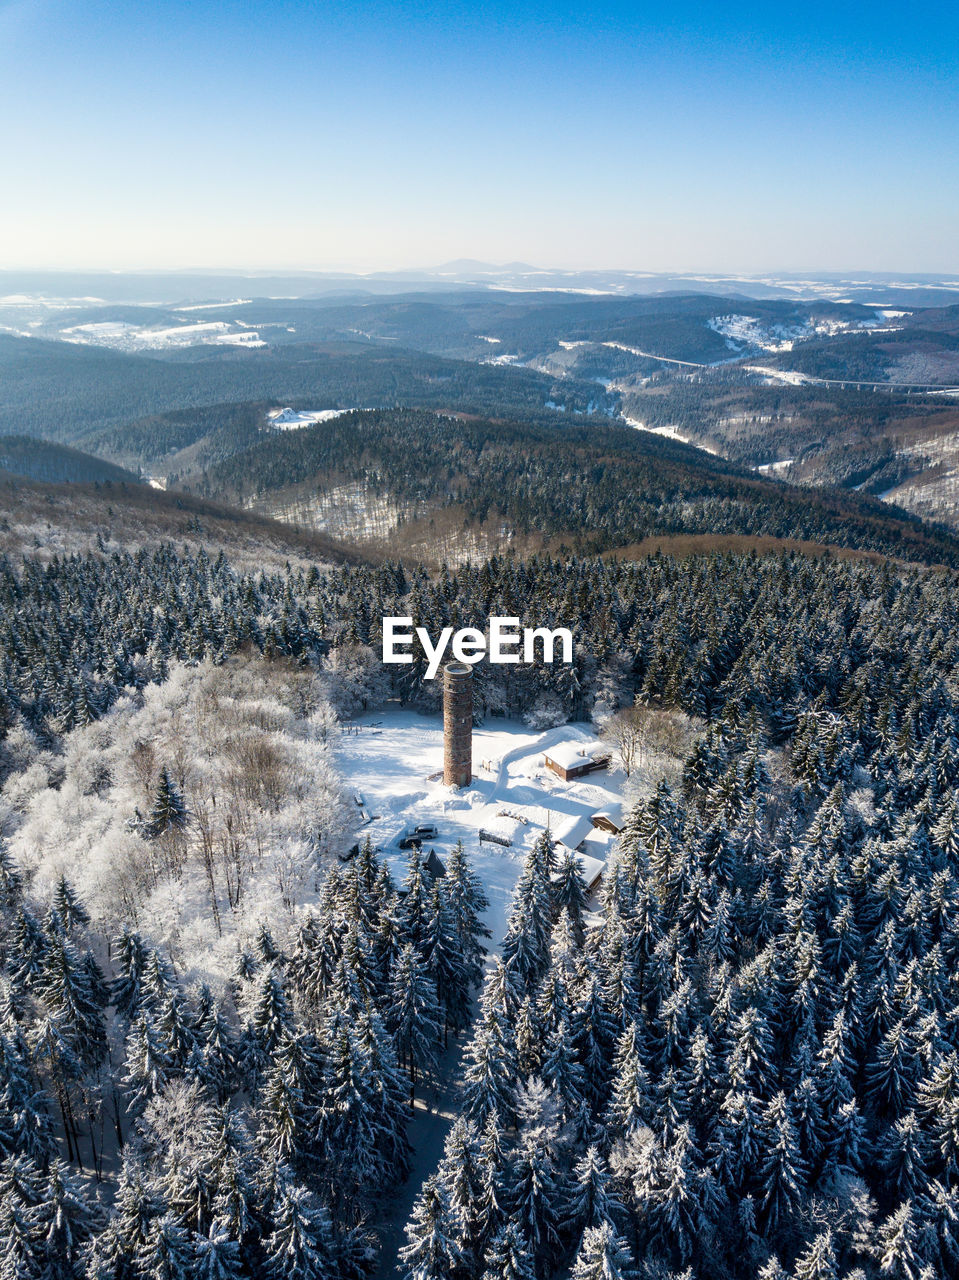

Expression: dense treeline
xmin=4 ymin=537 xmax=959 ymax=1276
xmin=0 ymin=823 xmax=490 ymax=1277
xmin=289 ymin=293 xmax=875 ymax=367
xmin=619 ymin=374 xmax=953 ymax=463
xmin=197 ymin=408 xmax=959 ymax=563
xmin=402 ymin=555 xmax=959 ymax=1275
xmin=83 ymin=403 xmax=270 ymax=473
xmin=22 ymin=291 xmax=882 ymax=368
xmin=763 ymin=328 xmax=959 ymax=384
xmin=4 ymin=543 xmax=959 ymax=753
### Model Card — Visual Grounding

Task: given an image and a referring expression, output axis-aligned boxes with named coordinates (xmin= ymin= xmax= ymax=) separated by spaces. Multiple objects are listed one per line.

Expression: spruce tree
xmin=568 ymin=1222 xmax=636 ymax=1280
xmin=146 ymin=767 xmax=188 ymax=839
xmin=399 ymin=1175 xmax=463 ymax=1280
xmin=480 ymin=1220 xmax=535 ymax=1280
xmin=388 ymin=943 xmax=441 ymax=1100
xmin=263 ymin=1182 xmax=337 ymax=1280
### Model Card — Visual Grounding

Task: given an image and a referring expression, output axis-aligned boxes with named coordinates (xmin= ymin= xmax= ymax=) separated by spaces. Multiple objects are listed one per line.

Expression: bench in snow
xmin=479 ymin=829 xmax=512 ymax=848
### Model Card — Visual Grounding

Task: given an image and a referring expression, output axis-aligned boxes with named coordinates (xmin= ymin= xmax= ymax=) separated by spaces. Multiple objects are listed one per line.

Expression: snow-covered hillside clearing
xmin=265 ymin=407 xmax=363 ymax=431
xmin=60 ymin=319 xmax=267 ymax=351
xmin=708 ymin=312 xmax=898 ymax=353
xmin=709 ymin=313 xmax=851 ymax=352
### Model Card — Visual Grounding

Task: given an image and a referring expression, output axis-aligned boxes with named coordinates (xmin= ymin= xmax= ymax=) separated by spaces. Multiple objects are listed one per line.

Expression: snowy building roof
xmin=544 ymin=740 xmax=606 ymax=770
xmin=591 ymin=801 xmax=625 ymax=828
xmin=575 ymin=853 xmax=606 ymax=892
xmin=580 ymin=831 xmax=615 ymax=862
xmin=550 ymin=811 xmax=596 ymax=852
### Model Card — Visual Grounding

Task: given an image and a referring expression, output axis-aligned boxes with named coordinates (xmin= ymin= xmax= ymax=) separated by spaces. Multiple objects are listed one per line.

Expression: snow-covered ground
xmin=621 ymin=414 xmax=691 ymax=444
xmin=755 ymin=458 xmax=795 ymax=474
xmin=709 ymin=313 xmax=858 ymax=353
xmin=744 ymin=364 xmax=815 ymax=387
xmin=620 ymin=414 xmax=724 ymax=458
xmin=336 ymin=711 xmax=626 ymax=946
xmin=175 ymin=299 xmax=252 ymax=311
xmin=265 ymin=407 xmax=362 ymax=431
xmin=480 ymin=352 xmax=525 ymax=366
xmin=709 ymin=312 xmax=905 ymax=355
xmin=60 ymin=319 xmax=267 ymax=351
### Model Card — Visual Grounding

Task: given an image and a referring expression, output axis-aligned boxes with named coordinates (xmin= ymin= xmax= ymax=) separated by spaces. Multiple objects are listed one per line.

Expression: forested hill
xmin=0 ymin=334 xmax=613 ymax=445
xmin=195 ymin=408 xmax=959 ymax=567
xmin=0 ymin=473 xmax=366 ymax=572
xmin=0 ymin=435 xmax=139 ymax=485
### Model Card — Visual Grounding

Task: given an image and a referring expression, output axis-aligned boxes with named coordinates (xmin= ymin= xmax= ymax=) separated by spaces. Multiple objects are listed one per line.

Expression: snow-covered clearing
xmin=212 ymin=330 xmax=266 ymax=346
xmin=481 ymin=352 xmax=524 ymax=366
xmin=755 ymin=458 xmax=795 ymax=474
xmin=265 ymin=406 xmax=362 ymax=431
xmin=337 ymin=711 xmax=627 ymax=947
xmin=621 ymin=414 xmax=691 ymax=445
xmin=59 ymin=318 xmax=266 ymax=351
xmin=174 ymin=298 xmax=252 ymax=311
xmin=709 ymin=313 xmax=857 ymax=353
xmin=744 ymin=364 xmax=815 ymax=387
xmin=621 ymin=414 xmax=723 ymax=458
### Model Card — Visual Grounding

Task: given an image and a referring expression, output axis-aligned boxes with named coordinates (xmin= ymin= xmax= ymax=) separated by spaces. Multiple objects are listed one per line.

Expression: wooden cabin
xmin=543 ymin=741 xmax=611 ymax=782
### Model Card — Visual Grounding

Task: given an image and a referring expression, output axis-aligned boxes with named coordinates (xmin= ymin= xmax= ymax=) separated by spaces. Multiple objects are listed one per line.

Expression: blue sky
xmin=1 ymin=0 xmax=956 ymax=272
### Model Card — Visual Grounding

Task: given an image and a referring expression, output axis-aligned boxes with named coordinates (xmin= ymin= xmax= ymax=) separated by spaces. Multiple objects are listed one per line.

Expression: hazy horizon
xmin=2 ymin=262 xmax=958 ymax=285
xmin=2 ymin=1 xmax=956 ymax=276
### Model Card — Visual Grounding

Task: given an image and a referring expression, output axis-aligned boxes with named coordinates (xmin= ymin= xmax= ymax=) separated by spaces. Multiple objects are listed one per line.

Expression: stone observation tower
xmin=443 ymin=662 xmax=473 ymax=788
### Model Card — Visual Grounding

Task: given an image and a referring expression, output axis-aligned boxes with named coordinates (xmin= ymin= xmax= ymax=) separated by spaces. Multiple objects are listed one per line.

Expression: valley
xmin=5 ymin=279 xmax=959 ymax=543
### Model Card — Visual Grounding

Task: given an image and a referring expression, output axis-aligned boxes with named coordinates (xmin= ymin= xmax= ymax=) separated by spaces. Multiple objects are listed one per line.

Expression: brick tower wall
xmin=443 ymin=662 xmax=473 ymax=788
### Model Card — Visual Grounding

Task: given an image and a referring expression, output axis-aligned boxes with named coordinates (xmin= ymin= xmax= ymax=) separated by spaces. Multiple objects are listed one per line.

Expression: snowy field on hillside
xmin=59 ymin=319 xmax=267 ymax=350
xmin=621 ymin=414 xmax=691 ymax=445
xmin=265 ymin=407 xmax=363 ymax=431
xmin=336 ymin=711 xmax=629 ymax=946
xmin=708 ymin=312 xmax=856 ymax=353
